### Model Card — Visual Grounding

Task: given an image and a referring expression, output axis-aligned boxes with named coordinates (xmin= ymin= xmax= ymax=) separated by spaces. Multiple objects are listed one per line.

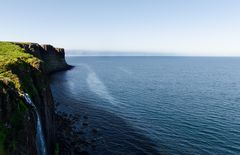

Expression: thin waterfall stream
xmin=24 ymin=93 xmax=47 ymax=155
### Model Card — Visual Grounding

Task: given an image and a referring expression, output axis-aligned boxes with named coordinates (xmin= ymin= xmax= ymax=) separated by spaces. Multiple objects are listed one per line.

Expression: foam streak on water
xmin=87 ymin=70 xmax=118 ymax=105
xmin=50 ymin=57 xmax=240 ymax=155
xmin=82 ymin=64 xmax=123 ymax=106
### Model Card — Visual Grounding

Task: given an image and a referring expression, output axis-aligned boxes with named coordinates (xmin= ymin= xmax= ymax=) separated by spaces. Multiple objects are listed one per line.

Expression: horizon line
xmin=66 ymin=55 xmax=240 ymax=58
xmin=65 ymin=50 xmax=240 ymax=57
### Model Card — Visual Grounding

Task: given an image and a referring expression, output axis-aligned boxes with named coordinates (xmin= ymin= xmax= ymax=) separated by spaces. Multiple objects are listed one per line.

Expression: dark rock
xmin=55 ymin=112 xmax=90 ymax=155
xmin=92 ymin=128 xmax=98 ymax=133
xmin=82 ymin=122 xmax=89 ymax=126
xmin=15 ymin=42 xmax=73 ymax=74
xmin=83 ymin=115 xmax=88 ymax=119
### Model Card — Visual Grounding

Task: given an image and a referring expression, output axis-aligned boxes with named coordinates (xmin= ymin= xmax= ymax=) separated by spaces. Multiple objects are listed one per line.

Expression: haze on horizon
xmin=1 ymin=0 xmax=240 ymax=56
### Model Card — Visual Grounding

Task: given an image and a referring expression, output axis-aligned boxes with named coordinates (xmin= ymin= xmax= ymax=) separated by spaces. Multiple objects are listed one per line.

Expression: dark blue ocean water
xmin=50 ymin=57 xmax=240 ymax=155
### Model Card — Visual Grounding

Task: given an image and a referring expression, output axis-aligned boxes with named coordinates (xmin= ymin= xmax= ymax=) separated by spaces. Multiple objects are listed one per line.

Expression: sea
xmin=50 ymin=56 xmax=240 ymax=155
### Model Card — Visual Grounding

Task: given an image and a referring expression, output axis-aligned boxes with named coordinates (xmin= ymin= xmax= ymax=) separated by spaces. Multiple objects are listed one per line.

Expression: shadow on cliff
xmin=48 ymin=65 xmax=74 ymax=75
xmin=7 ymin=58 xmax=55 ymax=154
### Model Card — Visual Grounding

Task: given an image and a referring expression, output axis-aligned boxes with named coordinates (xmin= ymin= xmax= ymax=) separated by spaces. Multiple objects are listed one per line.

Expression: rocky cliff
xmin=0 ymin=42 xmax=71 ymax=155
xmin=15 ymin=43 xmax=72 ymax=74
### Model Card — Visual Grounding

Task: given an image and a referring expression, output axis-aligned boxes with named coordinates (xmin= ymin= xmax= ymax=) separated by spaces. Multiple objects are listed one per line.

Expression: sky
xmin=1 ymin=0 xmax=240 ymax=56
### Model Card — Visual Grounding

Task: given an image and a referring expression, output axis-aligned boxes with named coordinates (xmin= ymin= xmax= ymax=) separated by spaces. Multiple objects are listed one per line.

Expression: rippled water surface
xmin=50 ymin=57 xmax=240 ymax=154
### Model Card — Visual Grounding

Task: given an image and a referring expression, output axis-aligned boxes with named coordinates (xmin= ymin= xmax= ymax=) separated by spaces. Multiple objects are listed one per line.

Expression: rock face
xmin=0 ymin=42 xmax=71 ymax=155
xmin=16 ymin=43 xmax=72 ymax=74
xmin=0 ymin=79 xmax=37 ymax=154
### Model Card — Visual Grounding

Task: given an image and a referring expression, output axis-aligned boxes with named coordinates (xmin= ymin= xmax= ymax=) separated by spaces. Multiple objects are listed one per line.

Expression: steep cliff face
xmin=16 ymin=43 xmax=72 ymax=74
xmin=0 ymin=42 xmax=71 ymax=155
xmin=0 ymin=79 xmax=37 ymax=155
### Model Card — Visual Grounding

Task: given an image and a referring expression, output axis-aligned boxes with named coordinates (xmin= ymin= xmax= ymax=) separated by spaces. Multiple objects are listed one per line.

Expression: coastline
xmin=0 ymin=41 xmax=72 ymax=154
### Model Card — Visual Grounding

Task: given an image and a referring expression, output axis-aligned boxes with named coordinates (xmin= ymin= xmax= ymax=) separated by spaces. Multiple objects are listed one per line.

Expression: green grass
xmin=0 ymin=42 xmax=42 ymax=154
xmin=0 ymin=42 xmax=40 ymax=91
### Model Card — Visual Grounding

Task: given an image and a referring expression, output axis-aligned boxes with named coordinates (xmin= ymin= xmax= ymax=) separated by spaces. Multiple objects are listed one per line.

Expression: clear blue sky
xmin=1 ymin=0 xmax=240 ymax=56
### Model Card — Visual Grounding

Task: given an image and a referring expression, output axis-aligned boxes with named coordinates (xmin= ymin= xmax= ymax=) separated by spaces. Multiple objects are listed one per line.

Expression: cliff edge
xmin=15 ymin=43 xmax=72 ymax=74
xmin=0 ymin=42 xmax=71 ymax=155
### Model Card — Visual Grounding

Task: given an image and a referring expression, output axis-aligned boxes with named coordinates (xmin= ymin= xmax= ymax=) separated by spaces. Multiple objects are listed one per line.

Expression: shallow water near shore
xmin=50 ymin=56 xmax=240 ymax=154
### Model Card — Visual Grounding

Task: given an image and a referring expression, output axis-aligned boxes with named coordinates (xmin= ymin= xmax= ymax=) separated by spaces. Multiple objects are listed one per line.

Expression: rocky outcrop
xmin=15 ymin=43 xmax=72 ymax=74
xmin=0 ymin=42 xmax=71 ymax=155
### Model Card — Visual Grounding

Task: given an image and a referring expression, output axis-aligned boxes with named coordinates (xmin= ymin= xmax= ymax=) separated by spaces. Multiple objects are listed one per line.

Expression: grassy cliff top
xmin=0 ymin=42 xmax=43 ymax=154
xmin=0 ymin=42 xmax=40 ymax=91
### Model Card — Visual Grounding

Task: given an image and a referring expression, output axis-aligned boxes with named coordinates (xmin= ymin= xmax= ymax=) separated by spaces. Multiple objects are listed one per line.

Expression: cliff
xmin=15 ymin=43 xmax=72 ymax=74
xmin=0 ymin=42 xmax=71 ymax=154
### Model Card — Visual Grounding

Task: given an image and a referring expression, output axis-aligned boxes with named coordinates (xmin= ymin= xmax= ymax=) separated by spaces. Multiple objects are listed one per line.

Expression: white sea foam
xmin=86 ymin=66 xmax=118 ymax=106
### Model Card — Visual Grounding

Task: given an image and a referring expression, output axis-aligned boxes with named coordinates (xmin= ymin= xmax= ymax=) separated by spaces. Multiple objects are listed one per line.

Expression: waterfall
xmin=33 ymin=105 xmax=47 ymax=155
xmin=24 ymin=93 xmax=47 ymax=155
